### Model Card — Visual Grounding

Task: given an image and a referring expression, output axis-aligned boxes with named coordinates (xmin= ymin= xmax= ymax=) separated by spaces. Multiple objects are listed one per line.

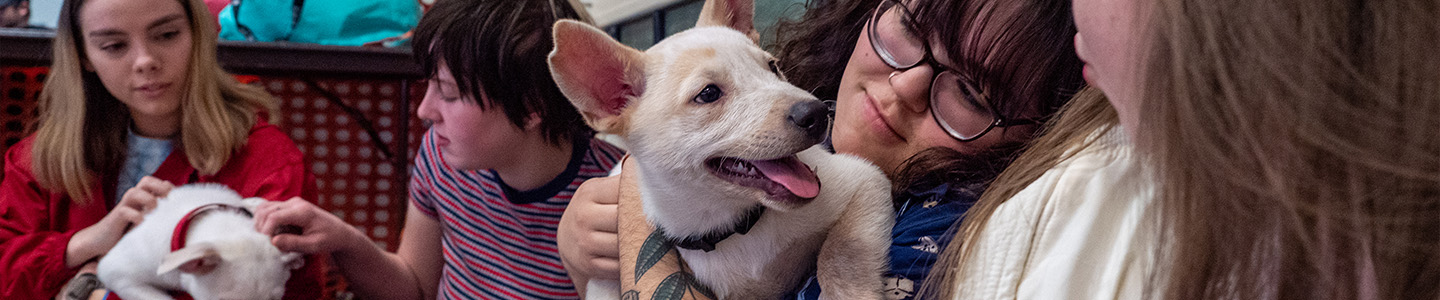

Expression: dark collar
xmin=171 ymin=203 xmax=253 ymax=251
xmin=498 ymin=135 xmax=589 ymax=204
xmin=668 ymin=205 xmax=766 ymax=252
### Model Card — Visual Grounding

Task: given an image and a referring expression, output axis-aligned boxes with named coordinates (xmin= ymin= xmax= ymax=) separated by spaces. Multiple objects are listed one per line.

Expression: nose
xmin=788 ymin=99 xmax=830 ymax=140
xmin=888 ymin=67 xmax=934 ymax=113
xmin=133 ymin=44 xmax=160 ymax=74
xmin=416 ymin=89 xmax=441 ymax=123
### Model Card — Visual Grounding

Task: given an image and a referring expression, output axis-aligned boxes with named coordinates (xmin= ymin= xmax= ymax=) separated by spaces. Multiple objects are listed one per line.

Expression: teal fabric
xmin=218 ymin=0 xmax=419 ymax=46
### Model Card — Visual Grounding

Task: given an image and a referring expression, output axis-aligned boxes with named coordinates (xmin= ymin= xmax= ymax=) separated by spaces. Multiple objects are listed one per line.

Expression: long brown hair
xmin=36 ymin=0 xmax=277 ymax=203
xmin=1141 ymin=0 xmax=1440 ymax=298
xmin=922 ymin=87 xmax=1117 ymax=299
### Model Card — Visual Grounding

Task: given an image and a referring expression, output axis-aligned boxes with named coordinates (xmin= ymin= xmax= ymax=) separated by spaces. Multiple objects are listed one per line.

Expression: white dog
xmin=549 ymin=0 xmax=894 ymax=298
xmin=97 ymin=184 xmax=303 ymax=300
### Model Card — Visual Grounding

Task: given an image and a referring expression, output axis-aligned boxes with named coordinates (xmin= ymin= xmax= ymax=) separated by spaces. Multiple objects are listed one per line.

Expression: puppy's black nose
xmin=788 ymin=100 xmax=830 ymax=140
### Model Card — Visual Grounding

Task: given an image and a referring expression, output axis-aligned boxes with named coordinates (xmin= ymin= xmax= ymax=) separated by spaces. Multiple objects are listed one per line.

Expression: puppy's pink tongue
xmin=751 ymin=156 xmax=820 ymax=199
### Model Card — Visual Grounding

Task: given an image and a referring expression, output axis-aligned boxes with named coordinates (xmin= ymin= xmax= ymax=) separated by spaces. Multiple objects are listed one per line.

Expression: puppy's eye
xmin=768 ymin=60 xmax=785 ymax=80
xmin=694 ymin=84 xmax=723 ymax=104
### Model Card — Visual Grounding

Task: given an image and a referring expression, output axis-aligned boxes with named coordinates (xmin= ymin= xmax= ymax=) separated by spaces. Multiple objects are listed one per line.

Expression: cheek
xmin=87 ymin=55 xmax=132 ymax=97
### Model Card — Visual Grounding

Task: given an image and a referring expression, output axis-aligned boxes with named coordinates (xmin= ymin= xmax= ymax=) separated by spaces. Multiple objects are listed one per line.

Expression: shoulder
xmin=3 ymin=136 xmax=37 ymax=176
xmin=960 ymin=126 xmax=1156 ymax=299
xmin=1004 ymin=127 xmax=1148 ymax=216
xmin=236 ymin=119 xmax=305 ymax=165
xmin=579 ymin=136 xmax=625 ymax=171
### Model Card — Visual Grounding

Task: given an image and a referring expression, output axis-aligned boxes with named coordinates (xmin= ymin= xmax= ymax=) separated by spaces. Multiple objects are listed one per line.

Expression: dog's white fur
xmin=97 ymin=184 xmax=302 ymax=300
xmin=549 ymin=0 xmax=893 ymax=298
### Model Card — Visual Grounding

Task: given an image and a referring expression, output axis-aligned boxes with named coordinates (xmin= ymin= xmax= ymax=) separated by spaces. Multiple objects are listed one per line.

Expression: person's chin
xmin=441 ymin=152 xmax=486 ymax=171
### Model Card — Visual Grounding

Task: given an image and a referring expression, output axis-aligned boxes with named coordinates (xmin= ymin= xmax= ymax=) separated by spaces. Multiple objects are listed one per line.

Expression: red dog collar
xmin=171 ymin=203 xmax=254 ymax=251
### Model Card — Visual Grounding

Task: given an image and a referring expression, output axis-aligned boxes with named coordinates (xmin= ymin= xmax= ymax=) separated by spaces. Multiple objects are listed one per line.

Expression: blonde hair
xmin=921 ymin=87 xmax=1117 ymax=299
xmin=36 ymin=0 xmax=278 ymax=203
xmin=1141 ymin=0 xmax=1440 ymax=298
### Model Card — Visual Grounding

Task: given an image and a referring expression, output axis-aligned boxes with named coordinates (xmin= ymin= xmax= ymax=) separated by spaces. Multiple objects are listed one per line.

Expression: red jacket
xmin=0 ymin=119 xmax=325 ymax=300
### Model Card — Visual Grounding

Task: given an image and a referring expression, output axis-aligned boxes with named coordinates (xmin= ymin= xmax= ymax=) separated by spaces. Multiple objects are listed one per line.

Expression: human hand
xmin=66 ymin=177 xmax=171 ymax=267
xmin=560 ymin=175 xmax=622 ymax=288
xmin=253 ymin=197 xmax=366 ymax=255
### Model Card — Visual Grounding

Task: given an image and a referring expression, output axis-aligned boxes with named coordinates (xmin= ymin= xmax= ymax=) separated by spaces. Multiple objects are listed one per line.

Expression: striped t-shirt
xmin=410 ymin=130 xmax=624 ymax=299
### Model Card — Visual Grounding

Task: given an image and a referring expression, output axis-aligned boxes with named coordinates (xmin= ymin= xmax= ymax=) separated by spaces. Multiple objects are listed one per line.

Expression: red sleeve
xmin=0 ymin=140 xmax=82 ymax=300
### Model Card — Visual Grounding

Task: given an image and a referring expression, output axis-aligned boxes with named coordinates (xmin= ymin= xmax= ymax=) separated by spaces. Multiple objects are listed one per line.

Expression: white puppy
xmin=97 ymin=184 xmax=303 ymax=300
xmin=549 ymin=0 xmax=894 ymax=298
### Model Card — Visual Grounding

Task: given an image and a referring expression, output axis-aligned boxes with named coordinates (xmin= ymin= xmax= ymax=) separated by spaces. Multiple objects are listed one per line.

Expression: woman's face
xmin=832 ymin=2 xmax=1036 ymax=176
xmin=1073 ymin=0 xmax=1145 ymax=133
xmin=78 ymin=0 xmax=192 ymax=137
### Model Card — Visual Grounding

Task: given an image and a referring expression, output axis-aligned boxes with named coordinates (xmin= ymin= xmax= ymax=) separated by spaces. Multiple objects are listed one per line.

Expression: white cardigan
xmin=953 ymin=128 xmax=1157 ymax=300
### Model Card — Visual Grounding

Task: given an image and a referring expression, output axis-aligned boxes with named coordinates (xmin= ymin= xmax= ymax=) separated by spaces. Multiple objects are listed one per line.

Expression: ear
xmin=158 ymin=243 xmax=222 ymax=275
xmin=547 ymin=19 xmax=646 ymax=134
xmin=281 ymin=252 xmax=305 ymax=270
xmin=696 ymin=0 xmax=758 ymax=42
xmin=240 ymin=197 xmax=267 ymax=212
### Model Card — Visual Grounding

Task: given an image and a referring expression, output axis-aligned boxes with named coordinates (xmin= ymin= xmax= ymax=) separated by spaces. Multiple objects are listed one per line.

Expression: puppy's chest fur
xmin=641 ymin=147 xmax=890 ymax=299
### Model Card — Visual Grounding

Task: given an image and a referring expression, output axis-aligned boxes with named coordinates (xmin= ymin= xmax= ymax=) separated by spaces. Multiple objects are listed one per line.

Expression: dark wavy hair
xmin=771 ymin=0 xmax=881 ymax=102
xmin=413 ymin=0 xmax=592 ymax=145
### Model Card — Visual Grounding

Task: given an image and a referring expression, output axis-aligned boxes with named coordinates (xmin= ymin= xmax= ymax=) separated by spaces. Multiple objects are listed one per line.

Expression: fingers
xmin=118 ymin=188 xmax=159 ymax=214
xmin=590 ymin=230 xmax=620 ymax=259
xmin=113 ymin=207 xmax=143 ymax=228
xmin=255 ymin=200 xmax=312 ymax=237
xmin=573 ymin=177 xmax=620 ymax=234
xmin=577 ymin=176 xmax=622 ymax=205
xmin=271 ymin=234 xmax=324 ymax=254
xmin=585 ymin=201 xmax=619 ymax=234
xmin=119 ymin=176 xmax=173 ymax=213
xmin=588 ymin=256 xmax=621 ymax=280
xmin=135 ymin=176 xmax=174 ymax=198
xmin=252 ymin=201 xmax=280 ymax=232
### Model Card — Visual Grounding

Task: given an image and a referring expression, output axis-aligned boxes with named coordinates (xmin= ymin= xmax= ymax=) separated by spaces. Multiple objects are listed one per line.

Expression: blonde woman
xmin=0 ymin=0 xmax=325 ymax=298
xmin=931 ymin=0 xmax=1440 ymax=298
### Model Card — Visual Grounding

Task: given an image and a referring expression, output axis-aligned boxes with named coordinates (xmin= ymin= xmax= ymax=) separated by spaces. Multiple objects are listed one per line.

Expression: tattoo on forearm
xmin=632 ymin=229 xmax=717 ymax=300
xmin=636 ymin=230 xmax=672 ymax=281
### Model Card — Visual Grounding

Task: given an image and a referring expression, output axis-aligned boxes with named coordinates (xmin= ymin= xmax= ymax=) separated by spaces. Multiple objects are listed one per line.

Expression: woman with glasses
xmin=557 ymin=0 xmax=1084 ymax=298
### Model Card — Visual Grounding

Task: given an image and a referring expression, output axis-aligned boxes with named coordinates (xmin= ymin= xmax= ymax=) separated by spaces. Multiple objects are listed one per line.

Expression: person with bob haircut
xmin=930 ymin=0 xmax=1440 ymax=298
xmin=0 ymin=0 xmax=324 ymax=299
xmin=248 ymin=0 xmax=625 ymax=299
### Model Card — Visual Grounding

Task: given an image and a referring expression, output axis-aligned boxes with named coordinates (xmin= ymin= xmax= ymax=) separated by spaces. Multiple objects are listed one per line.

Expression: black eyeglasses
xmin=868 ymin=0 xmax=1037 ymax=142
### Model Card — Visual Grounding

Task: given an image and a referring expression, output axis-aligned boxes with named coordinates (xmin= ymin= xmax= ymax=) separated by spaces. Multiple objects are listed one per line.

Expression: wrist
xmin=334 ymin=225 xmax=376 ymax=258
xmin=63 ymin=232 xmax=95 ymax=268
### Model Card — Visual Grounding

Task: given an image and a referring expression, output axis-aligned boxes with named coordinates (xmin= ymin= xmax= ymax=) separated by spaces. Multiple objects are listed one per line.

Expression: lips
xmin=135 ymin=82 xmax=172 ymax=98
xmin=861 ymin=93 xmax=905 ymax=142
xmin=434 ymin=132 xmax=450 ymax=147
xmin=705 ymin=155 xmax=821 ymax=205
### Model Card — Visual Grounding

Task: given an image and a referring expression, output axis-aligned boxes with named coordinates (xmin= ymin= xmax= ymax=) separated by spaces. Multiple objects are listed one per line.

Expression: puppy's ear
xmin=158 ymin=242 xmax=222 ymax=275
xmin=548 ymin=20 xmax=645 ymax=134
xmin=281 ymin=252 xmax=305 ymax=270
xmin=696 ymin=0 xmax=758 ymax=42
xmin=240 ymin=197 xmax=267 ymax=213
